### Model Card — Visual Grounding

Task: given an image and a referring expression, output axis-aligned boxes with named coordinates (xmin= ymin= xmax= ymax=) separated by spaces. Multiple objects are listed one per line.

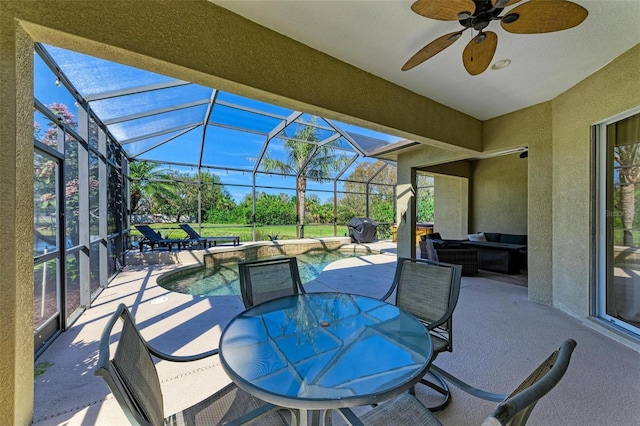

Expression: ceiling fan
xmin=403 ymin=0 xmax=588 ymax=75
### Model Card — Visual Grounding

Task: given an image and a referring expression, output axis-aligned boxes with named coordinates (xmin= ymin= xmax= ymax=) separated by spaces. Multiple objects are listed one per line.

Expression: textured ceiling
xmin=210 ymin=0 xmax=640 ymax=121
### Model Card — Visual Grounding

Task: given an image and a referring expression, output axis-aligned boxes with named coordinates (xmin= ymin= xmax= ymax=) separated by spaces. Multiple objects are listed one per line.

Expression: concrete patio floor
xmin=32 ymin=241 xmax=640 ymax=425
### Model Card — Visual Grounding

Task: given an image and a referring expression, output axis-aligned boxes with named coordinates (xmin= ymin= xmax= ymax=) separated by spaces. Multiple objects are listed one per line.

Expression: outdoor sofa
xmin=419 ymin=236 xmax=478 ymax=276
xmin=423 ymin=232 xmax=527 ymax=275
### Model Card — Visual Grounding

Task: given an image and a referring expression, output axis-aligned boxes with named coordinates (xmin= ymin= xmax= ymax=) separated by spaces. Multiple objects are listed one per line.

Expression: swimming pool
xmin=158 ymin=250 xmax=364 ymax=296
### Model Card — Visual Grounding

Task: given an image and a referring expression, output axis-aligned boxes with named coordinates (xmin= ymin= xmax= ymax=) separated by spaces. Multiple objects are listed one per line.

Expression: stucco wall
xmin=470 ymin=153 xmax=528 ymax=234
xmin=482 ymin=102 xmax=553 ymax=303
xmin=0 ymin=22 xmax=36 ymax=424
xmin=551 ymin=43 xmax=640 ymax=317
xmin=396 ymin=166 xmax=417 ymax=259
xmin=433 ymin=175 xmax=469 ymax=240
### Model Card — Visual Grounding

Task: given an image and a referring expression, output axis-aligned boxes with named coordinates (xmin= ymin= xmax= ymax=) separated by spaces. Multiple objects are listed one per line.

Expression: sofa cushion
xmin=427 ymin=232 xmax=442 ymax=240
xmin=444 ymin=242 xmax=467 ymax=249
xmin=468 ymin=232 xmax=487 ymax=242
xmin=499 ymin=234 xmax=527 ymax=245
xmin=483 ymin=232 xmax=501 ymax=243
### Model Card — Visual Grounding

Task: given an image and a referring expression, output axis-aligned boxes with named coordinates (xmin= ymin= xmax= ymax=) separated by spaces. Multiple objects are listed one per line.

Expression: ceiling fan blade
xmin=411 ymin=0 xmax=476 ymax=21
xmin=491 ymin=0 xmax=523 ymax=8
xmin=501 ymin=0 xmax=588 ymax=34
xmin=402 ymin=31 xmax=463 ymax=71
xmin=463 ymin=31 xmax=498 ymax=75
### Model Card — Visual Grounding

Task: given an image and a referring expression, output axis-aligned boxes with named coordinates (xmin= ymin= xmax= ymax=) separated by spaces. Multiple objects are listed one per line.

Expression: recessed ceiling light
xmin=492 ymin=59 xmax=511 ymax=70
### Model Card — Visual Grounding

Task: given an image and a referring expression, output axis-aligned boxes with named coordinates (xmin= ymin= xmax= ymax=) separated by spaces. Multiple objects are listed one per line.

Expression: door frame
xmin=33 ymin=143 xmax=66 ymax=356
xmin=593 ymin=105 xmax=640 ymax=337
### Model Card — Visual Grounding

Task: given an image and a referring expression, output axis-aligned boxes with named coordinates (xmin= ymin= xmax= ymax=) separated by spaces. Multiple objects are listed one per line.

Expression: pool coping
xmin=125 ymin=236 xmax=385 ymax=267
xmin=156 ymin=237 xmax=383 ymax=290
xmin=202 ymin=237 xmax=377 ymax=268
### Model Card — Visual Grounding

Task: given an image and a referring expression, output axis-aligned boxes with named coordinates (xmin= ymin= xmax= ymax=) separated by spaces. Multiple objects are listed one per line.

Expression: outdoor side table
xmin=219 ymin=292 xmax=433 ymax=426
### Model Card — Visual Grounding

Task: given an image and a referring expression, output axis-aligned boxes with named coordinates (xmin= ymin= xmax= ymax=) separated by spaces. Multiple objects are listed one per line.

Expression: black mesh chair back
xmin=381 ymin=257 xmax=462 ymax=411
xmin=238 ymin=257 xmax=305 ymax=308
xmin=95 ymin=303 xmax=288 ymax=426
xmin=179 ymin=223 xmax=202 ymax=239
xmin=384 ymin=257 xmax=461 ymax=354
xmin=95 ymin=305 xmax=167 ymax=425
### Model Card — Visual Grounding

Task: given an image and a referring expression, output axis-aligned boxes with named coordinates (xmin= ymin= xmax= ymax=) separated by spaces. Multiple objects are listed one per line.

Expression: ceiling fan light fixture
xmin=474 ymin=33 xmax=487 ymax=43
xmin=491 ymin=59 xmax=511 ymax=70
xmin=501 ymin=13 xmax=519 ymax=24
xmin=457 ymin=11 xmax=472 ymax=20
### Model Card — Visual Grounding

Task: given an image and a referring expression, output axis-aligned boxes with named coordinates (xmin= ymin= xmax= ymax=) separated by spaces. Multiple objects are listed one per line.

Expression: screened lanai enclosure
xmin=32 ymin=43 xmax=435 ymax=355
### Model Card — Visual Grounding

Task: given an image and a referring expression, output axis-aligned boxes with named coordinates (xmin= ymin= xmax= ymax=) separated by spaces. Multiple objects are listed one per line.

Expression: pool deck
xmin=32 ymin=240 xmax=640 ymax=425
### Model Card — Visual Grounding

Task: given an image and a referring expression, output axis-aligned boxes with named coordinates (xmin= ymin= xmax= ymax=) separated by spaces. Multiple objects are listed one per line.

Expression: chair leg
xmin=419 ymin=370 xmax=451 ymax=412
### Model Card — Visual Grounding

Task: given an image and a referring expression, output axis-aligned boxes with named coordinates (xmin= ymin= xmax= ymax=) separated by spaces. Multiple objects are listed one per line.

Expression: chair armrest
xmin=430 ymin=365 xmax=508 ymax=402
xmin=147 ymin=346 xmax=219 ymax=363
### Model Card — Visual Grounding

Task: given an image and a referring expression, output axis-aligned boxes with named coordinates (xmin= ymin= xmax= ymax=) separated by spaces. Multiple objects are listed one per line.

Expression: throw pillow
xmin=468 ymin=232 xmax=487 ymax=242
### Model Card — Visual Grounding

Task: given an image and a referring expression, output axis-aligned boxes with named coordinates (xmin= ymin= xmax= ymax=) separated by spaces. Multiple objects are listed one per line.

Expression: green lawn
xmin=130 ymin=223 xmax=393 ymax=243
xmin=131 ymin=224 xmax=348 ymax=243
xmin=613 ymin=229 xmax=640 ymax=246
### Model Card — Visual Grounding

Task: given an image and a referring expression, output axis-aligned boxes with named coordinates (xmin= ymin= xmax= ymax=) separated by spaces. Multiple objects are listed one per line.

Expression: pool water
xmin=159 ymin=250 xmax=362 ymax=296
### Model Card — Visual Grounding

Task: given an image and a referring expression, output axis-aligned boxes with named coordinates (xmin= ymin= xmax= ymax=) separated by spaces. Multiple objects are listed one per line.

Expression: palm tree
xmin=614 ymin=145 xmax=640 ymax=247
xmin=260 ymin=123 xmax=347 ymax=237
xmin=128 ymin=161 xmax=174 ymax=215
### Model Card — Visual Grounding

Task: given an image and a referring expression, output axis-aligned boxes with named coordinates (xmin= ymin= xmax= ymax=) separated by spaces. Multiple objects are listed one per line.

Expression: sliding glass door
xmin=596 ymin=109 xmax=640 ymax=336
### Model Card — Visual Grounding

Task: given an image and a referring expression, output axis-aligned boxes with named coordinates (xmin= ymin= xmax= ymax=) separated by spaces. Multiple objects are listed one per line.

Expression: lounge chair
xmin=179 ymin=223 xmax=240 ymax=248
xmin=135 ymin=225 xmax=190 ymax=252
xmin=95 ymin=303 xmax=288 ymax=425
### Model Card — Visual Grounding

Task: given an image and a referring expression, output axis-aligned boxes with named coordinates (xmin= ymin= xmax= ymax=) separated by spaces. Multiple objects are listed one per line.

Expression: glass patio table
xmin=219 ymin=292 xmax=433 ymax=425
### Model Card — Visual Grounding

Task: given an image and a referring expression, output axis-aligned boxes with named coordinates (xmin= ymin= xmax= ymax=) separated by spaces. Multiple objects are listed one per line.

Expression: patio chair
xmin=95 ymin=303 xmax=288 ymax=426
xmin=135 ymin=225 xmax=190 ymax=252
xmin=380 ymin=257 xmax=462 ymax=411
xmin=352 ymin=339 xmax=577 ymax=426
xmin=238 ymin=257 xmax=305 ymax=308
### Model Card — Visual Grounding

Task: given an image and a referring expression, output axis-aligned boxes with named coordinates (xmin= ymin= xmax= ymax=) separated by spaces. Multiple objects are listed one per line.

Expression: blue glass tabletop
xmin=219 ymin=292 xmax=433 ymax=409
